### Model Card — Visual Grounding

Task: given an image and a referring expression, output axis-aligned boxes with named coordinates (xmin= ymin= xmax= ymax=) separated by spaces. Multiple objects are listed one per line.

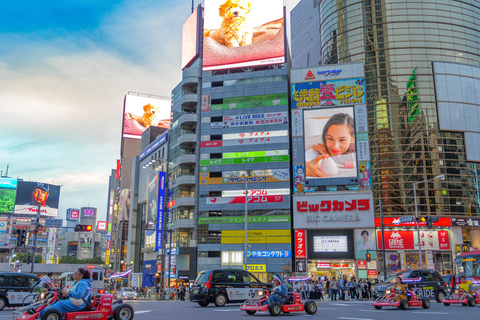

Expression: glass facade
xmin=319 ymin=0 xmax=480 ymax=217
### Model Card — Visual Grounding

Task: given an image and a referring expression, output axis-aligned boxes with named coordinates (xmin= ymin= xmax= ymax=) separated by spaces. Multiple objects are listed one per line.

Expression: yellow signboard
xmin=244 ymin=264 xmax=267 ymax=272
xmin=221 ymin=229 xmax=291 ymax=244
xmin=199 ymin=172 xmax=288 ymax=185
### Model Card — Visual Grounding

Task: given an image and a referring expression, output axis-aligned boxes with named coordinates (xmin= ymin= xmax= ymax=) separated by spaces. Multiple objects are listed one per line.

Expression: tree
xmin=59 ymin=255 xmax=79 ymax=264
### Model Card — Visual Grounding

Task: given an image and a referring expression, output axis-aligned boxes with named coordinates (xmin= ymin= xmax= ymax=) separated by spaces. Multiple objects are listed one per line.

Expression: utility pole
xmin=31 ymin=202 xmax=41 ymax=273
xmin=380 ymin=200 xmax=387 ymax=281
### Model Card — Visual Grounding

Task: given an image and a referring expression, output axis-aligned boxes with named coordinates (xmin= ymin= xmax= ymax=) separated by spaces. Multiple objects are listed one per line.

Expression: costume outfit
xmin=391 ymin=283 xmax=407 ymax=302
xmin=41 ymin=278 xmax=92 ymax=315
xmin=265 ymin=274 xmax=288 ymax=305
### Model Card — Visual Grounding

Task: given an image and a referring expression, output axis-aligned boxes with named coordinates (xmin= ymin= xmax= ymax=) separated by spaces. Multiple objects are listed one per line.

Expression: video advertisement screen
xmin=203 ymin=0 xmax=285 ymax=71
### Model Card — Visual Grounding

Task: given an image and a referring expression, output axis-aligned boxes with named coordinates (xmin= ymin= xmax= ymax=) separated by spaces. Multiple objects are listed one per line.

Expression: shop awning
xmin=288 ymin=276 xmax=310 ymax=281
xmin=110 ymin=270 xmax=132 ymax=278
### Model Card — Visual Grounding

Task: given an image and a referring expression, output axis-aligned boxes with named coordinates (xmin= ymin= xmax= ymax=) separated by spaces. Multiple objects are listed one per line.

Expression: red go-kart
xmin=14 ymin=290 xmax=134 ymax=320
xmin=442 ymin=287 xmax=479 ymax=307
xmin=240 ymin=290 xmax=317 ymax=316
xmin=372 ymin=288 xmax=431 ymax=310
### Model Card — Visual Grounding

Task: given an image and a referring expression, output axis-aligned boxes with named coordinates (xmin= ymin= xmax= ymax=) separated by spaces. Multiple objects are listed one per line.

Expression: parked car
xmin=189 ymin=269 xmax=271 ymax=307
xmin=372 ymin=269 xmax=448 ymax=302
xmin=117 ymin=287 xmax=138 ymax=300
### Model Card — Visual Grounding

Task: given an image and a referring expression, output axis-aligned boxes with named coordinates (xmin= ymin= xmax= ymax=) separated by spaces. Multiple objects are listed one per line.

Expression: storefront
xmin=293 ymin=192 xmax=375 ymax=281
xmin=374 ymin=217 xmax=454 ymax=275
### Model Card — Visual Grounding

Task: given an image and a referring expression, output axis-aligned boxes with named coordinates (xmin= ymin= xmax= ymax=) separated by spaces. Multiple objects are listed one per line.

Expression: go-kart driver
xmin=39 ymin=268 xmax=92 ymax=316
xmin=458 ymin=276 xmax=474 ymax=299
xmin=263 ymin=273 xmax=288 ymax=305
xmin=390 ymin=277 xmax=407 ymax=302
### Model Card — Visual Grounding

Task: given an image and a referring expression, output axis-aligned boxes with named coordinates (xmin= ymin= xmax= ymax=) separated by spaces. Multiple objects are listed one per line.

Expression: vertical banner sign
xmin=407 ymin=69 xmax=419 ymax=122
xmin=295 ymin=230 xmax=306 ymax=259
xmin=156 ymin=172 xmax=166 ymax=251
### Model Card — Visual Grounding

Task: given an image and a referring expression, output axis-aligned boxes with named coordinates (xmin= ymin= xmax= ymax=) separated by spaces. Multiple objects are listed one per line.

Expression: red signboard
xmin=207 ymin=195 xmax=284 ymax=204
xmin=70 ymin=210 xmax=79 ymax=219
xmin=296 ymin=199 xmax=370 ymax=213
xmin=377 ymin=231 xmax=415 ymax=250
xmin=200 ymin=140 xmax=222 ymax=148
xmin=97 ymin=221 xmax=107 ymax=231
xmin=357 ymin=260 xmax=367 ymax=270
xmin=295 ymin=230 xmax=306 ymax=259
xmin=437 ymin=230 xmax=450 ymax=250
xmin=374 ymin=217 xmax=451 ymax=227
xmin=333 ymin=264 xmax=349 ymax=268
xmin=106 ymin=241 xmax=110 ymax=250
xmin=368 ymin=270 xmax=378 ymax=278
xmin=316 ymin=262 xmax=331 ymax=268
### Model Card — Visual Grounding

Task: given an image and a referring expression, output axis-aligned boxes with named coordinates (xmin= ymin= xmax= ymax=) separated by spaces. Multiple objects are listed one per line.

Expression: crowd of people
xmin=129 ymin=284 xmax=190 ymax=300
xmin=288 ymin=276 xmax=383 ymax=301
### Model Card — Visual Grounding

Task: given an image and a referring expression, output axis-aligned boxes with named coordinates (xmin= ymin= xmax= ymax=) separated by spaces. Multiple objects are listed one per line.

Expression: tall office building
xmin=291 ymin=0 xmax=480 ymax=273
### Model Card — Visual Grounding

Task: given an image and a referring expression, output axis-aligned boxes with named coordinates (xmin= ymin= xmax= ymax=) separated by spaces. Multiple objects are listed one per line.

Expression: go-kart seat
xmin=286 ymin=293 xmax=294 ymax=305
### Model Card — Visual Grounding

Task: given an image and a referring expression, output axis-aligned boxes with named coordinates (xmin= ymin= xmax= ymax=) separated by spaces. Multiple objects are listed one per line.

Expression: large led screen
xmin=307 ymin=229 xmax=354 ymax=260
xmin=0 ymin=177 xmax=17 ymax=214
xmin=122 ymin=95 xmax=171 ymax=139
xmin=303 ymin=106 xmax=357 ymax=180
xmin=14 ymin=181 xmax=61 ymax=217
xmin=203 ymin=0 xmax=285 ymax=71
xmin=181 ymin=7 xmax=201 ymax=69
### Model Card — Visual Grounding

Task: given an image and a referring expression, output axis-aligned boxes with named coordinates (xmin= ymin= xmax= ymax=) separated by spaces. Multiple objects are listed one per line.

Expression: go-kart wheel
xmin=374 ymin=306 xmax=382 ymax=309
xmin=422 ymin=298 xmax=431 ymax=309
xmin=246 ymin=310 xmax=256 ymax=315
xmin=305 ymin=300 xmax=317 ymax=315
xmin=41 ymin=309 xmax=62 ymax=320
xmin=198 ymin=302 xmax=209 ymax=307
xmin=113 ymin=304 xmax=134 ymax=320
xmin=214 ymin=293 xmax=227 ymax=307
xmin=443 ymin=302 xmax=450 ymax=306
xmin=436 ymin=291 xmax=446 ymax=303
xmin=467 ymin=296 xmax=475 ymax=307
xmin=400 ymin=299 xmax=409 ymax=310
xmin=0 ymin=297 xmax=6 ymax=311
xmin=269 ymin=302 xmax=282 ymax=316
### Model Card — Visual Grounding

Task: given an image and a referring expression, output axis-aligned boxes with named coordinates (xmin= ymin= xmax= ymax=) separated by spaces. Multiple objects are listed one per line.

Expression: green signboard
xmin=406 ymin=69 xmax=419 ymax=122
xmin=211 ymin=93 xmax=288 ymax=111
xmin=199 ymin=215 xmax=291 ymax=224
xmin=200 ymin=155 xmax=289 ymax=166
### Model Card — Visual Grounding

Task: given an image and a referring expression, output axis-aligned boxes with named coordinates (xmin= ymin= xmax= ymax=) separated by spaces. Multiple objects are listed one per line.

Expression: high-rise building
xmin=291 ymin=0 xmax=480 ymax=274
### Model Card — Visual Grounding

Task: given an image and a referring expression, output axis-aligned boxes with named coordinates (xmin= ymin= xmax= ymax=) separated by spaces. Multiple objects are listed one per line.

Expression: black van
xmin=0 ymin=272 xmax=40 ymax=310
xmin=373 ymin=269 xmax=448 ymax=302
xmin=189 ymin=269 xmax=271 ymax=307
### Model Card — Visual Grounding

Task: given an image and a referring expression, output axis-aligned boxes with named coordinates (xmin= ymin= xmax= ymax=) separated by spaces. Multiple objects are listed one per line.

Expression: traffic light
xmin=425 ymin=216 xmax=439 ymax=229
xmin=16 ymin=230 xmax=26 ymax=247
xmin=366 ymin=252 xmax=371 ymax=262
xmin=74 ymin=224 xmax=93 ymax=232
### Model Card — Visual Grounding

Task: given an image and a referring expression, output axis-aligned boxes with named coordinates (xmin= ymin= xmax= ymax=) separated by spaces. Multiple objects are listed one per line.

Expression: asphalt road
xmin=1 ymin=300 xmax=479 ymax=319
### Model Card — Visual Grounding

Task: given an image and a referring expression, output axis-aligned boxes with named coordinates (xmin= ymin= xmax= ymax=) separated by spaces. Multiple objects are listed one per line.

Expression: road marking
xmin=135 ymin=311 xmax=152 ymax=314
xmin=357 ymin=309 xmax=384 ymax=312
xmin=331 ymin=303 xmax=350 ymax=306
xmin=213 ymin=309 xmax=240 ymax=312
xmin=412 ymin=312 xmax=448 ymax=315
xmin=338 ymin=318 xmax=373 ymax=320
xmin=317 ymin=308 xmax=336 ymax=310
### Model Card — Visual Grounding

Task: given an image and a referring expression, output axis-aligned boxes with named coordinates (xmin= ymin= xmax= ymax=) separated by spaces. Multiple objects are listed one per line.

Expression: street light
xmin=414 ymin=174 xmax=444 ymax=268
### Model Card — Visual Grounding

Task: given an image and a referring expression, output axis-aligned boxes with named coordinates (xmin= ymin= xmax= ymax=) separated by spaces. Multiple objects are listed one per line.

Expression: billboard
xmin=67 ymin=209 xmax=80 ymax=220
xmin=117 ymin=188 xmax=130 ymax=221
xmin=145 ymin=170 xmax=157 ymax=247
xmin=377 ymin=230 xmax=450 ymax=251
xmin=79 ymin=232 xmax=93 ymax=249
xmin=122 ymin=95 xmax=171 ymax=139
xmin=97 ymin=221 xmax=107 ymax=231
xmin=156 ymin=172 xmax=166 ymax=251
xmin=303 ymin=106 xmax=357 ymax=179
xmin=199 ymin=168 xmax=289 ymax=185
xmin=181 ymin=6 xmax=201 ymax=69
xmin=203 ymin=0 xmax=285 ymax=71
xmin=14 ymin=181 xmax=61 ymax=217
xmin=355 ymin=228 xmax=377 ymax=259
xmin=0 ymin=177 xmax=17 ymax=213
xmin=307 ymin=229 xmax=355 ymax=259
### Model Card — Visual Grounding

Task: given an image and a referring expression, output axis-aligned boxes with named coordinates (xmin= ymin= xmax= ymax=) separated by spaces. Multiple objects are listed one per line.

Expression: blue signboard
xmin=247 ymin=251 xmax=291 ymax=258
xmin=155 ymin=172 xmax=166 ymax=251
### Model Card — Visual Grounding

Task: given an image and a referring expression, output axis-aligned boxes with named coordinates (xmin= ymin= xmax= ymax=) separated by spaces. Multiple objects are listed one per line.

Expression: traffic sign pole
xmin=31 ymin=203 xmax=41 ymax=273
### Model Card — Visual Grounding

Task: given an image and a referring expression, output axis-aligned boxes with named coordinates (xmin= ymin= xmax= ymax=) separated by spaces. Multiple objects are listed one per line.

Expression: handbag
xmin=69 ymin=298 xmax=84 ymax=306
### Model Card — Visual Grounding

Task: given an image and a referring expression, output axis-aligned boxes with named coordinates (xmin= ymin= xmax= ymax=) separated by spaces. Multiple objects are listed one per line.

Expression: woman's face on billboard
xmin=325 ymin=124 xmax=355 ymax=155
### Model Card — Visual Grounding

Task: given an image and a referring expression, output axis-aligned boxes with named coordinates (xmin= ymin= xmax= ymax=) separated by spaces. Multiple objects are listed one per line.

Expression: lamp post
xmin=413 ymin=174 xmax=444 ymax=268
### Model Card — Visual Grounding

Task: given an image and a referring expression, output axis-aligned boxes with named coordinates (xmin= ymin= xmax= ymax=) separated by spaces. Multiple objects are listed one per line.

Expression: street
xmin=1 ymin=300 xmax=478 ymax=320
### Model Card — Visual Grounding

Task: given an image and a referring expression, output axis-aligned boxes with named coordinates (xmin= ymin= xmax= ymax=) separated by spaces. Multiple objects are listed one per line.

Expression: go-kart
xmin=442 ymin=287 xmax=479 ymax=307
xmin=372 ymin=288 xmax=431 ymax=310
xmin=240 ymin=290 xmax=317 ymax=316
xmin=13 ymin=289 xmax=134 ymax=320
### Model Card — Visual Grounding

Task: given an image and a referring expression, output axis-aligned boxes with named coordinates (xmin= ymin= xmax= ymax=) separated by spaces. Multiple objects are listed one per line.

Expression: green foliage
xmin=0 ymin=188 xmax=16 ymax=213
xmin=16 ymin=253 xmax=41 ymax=263
xmin=59 ymin=256 xmax=105 ymax=265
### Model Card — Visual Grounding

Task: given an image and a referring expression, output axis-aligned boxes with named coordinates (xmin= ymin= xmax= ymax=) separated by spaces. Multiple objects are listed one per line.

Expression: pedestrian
xmin=330 ymin=277 xmax=338 ymax=301
xmin=326 ymin=277 xmax=330 ymax=299
xmin=348 ymin=278 xmax=355 ymax=300
xmin=309 ymin=281 xmax=315 ymax=299
xmin=165 ymin=286 xmax=171 ymax=300
xmin=339 ymin=276 xmax=345 ymax=300
xmin=300 ymin=282 xmax=307 ymax=301
xmin=367 ymin=279 xmax=372 ymax=299
xmin=316 ymin=281 xmax=324 ymax=300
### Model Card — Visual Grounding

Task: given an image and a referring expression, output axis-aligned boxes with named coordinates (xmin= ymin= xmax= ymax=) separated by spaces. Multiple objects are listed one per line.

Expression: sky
xmin=0 ymin=0 xmax=300 ymax=222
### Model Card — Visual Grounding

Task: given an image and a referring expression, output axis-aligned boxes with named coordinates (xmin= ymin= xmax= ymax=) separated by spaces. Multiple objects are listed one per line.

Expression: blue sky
xmin=0 ymin=0 xmax=299 ymax=221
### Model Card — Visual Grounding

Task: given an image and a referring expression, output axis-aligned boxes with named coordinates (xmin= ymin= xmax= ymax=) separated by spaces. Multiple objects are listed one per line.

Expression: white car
xmin=118 ymin=287 xmax=138 ymax=300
